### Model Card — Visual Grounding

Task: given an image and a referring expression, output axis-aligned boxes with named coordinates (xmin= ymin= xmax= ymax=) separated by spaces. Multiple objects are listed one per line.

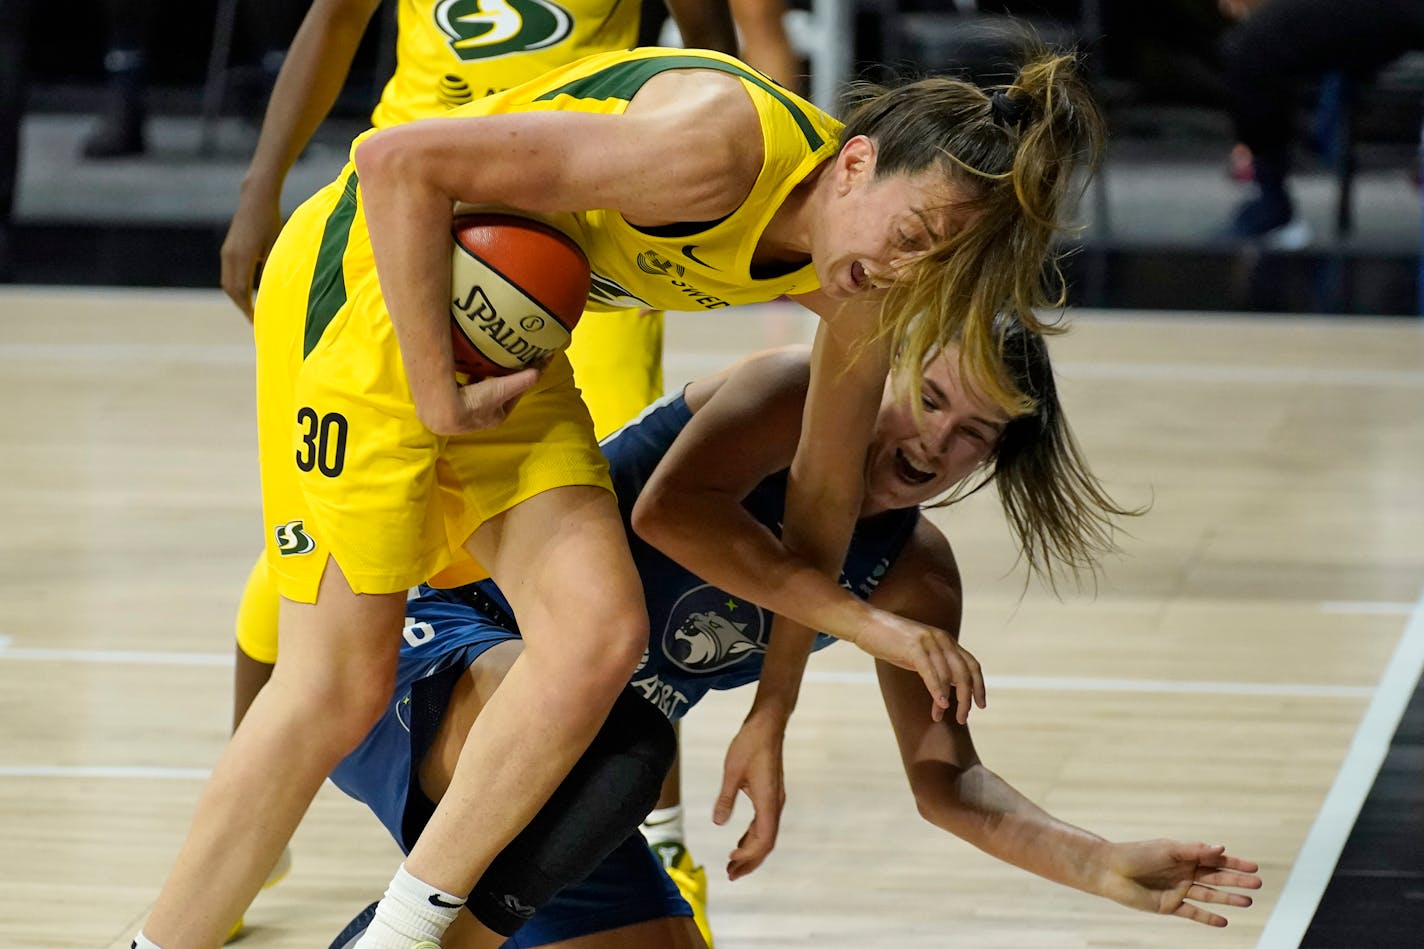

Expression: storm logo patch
xmin=274 ymin=519 xmax=316 ymax=556
xmin=436 ymin=0 xmax=573 ymax=62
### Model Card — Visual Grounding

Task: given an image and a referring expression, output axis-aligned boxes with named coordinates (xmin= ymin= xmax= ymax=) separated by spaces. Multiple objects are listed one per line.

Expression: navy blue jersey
xmin=332 ymin=389 xmax=918 ymax=943
xmin=422 ymin=391 xmax=920 ymax=721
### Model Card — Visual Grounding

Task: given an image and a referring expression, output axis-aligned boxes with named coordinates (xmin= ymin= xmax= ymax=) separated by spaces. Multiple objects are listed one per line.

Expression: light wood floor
xmin=2 ymin=288 xmax=1422 ymax=949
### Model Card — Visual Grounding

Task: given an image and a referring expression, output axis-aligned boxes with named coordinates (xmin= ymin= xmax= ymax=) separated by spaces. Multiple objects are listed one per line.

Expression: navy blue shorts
xmin=328 ymin=589 xmax=692 ymax=946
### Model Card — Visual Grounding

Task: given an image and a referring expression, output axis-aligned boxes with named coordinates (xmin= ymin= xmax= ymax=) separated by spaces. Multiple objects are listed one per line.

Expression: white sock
xmin=353 ymin=863 xmax=465 ymax=949
xmin=130 ymin=934 xmax=166 ymax=949
xmin=640 ymin=803 xmax=685 ymax=847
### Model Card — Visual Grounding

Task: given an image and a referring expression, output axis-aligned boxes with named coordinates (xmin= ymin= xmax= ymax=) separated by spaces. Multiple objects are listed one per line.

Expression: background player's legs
xmin=362 ymin=485 xmax=648 ymax=944
xmin=142 ymin=559 xmax=406 ymax=949
xmin=640 ymin=736 xmax=713 ymax=947
xmin=232 ymin=552 xmax=279 ymax=730
xmin=83 ymin=0 xmax=160 ymax=157
xmin=566 ymin=311 xmax=664 ymax=440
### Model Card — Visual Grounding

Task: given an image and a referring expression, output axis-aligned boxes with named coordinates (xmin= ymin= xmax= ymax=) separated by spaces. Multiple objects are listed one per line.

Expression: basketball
xmin=448 ymin=213 xmax=591 ymax=378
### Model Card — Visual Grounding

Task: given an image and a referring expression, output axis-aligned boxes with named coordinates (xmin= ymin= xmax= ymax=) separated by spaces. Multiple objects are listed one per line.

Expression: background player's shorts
xmin=234 ymin=553 xmax=280 ymax=664
xmin=328 ymin=587 xmax=691 ymax=945
xmin=566 ymin=308 xmax=664 ymax=440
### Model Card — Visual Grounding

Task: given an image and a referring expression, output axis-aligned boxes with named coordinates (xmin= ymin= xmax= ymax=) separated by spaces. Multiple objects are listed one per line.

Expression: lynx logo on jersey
xmin=436 ymin=0 xmax=573 ymax=62
xmin=274 ymin=519 xmax=316 ymax=556
xmin=662 ymin=584 xmax=768 ymax=673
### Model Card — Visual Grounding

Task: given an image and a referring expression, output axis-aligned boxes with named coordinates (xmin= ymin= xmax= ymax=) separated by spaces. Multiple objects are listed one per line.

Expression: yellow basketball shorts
xmin=235 ymin=553 xmax=280 ymax=664
xmin=253 ymin=173 xmax=612 ymax=604
xmin=566 ymin=309 xmax=664 ymax=441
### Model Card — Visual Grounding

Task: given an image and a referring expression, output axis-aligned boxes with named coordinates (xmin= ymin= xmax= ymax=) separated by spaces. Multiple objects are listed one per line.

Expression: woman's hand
xmin=713 ymin=710 xmax=787 ymax=880
xmin=849 ymin=611 xmax=985 ymax=724
xmin=418 ymin=368 xmax=542 ymax=436
xmin=221 ymin=184 xmax=284 ymax=320
xmin=1099 ymin=840 xmax=1262 ymax=926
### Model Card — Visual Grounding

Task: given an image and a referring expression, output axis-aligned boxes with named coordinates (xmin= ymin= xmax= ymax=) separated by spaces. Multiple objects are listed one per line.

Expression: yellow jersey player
xmin=132 ymin=39 xmax=1103 ymax=949
xmin=220 ymin=5 xmax=735 ymax=940
xmin=223 ymin=0 xmax=736 ymax=437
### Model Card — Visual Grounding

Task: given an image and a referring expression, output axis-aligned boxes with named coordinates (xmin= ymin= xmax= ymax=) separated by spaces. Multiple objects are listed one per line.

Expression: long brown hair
xmin=839 ymin=29 xmax=1105 ymax=415
xmin=930 ymin=315 xmax=1143 ymax=589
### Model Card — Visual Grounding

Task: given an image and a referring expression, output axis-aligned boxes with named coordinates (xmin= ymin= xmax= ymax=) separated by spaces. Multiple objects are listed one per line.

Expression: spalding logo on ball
xmin=449 ymin=213 xmax=591 ymax=378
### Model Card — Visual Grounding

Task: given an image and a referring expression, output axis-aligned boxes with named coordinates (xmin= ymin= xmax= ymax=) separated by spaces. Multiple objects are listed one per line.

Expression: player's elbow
xmin=906 ymin=763 xmax=974 ymax=833
xmin=630 ymin=482 xmax=677 ymax=551
xmin=912 ymin=786 xmax=953 ymax=828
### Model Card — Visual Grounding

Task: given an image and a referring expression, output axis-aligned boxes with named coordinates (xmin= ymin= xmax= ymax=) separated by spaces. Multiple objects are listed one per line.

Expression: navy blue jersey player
xmin=327 ymin=337 xmax=1262 ymax=949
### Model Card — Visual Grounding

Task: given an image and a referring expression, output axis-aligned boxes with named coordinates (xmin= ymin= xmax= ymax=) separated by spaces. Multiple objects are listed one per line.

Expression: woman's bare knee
xmin=541 ymin=600 xmax=647 ymax=693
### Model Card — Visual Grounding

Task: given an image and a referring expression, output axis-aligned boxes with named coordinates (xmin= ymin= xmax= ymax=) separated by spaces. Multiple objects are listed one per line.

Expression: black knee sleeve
xmin=466 ymin=687 xmax=676 ymax=936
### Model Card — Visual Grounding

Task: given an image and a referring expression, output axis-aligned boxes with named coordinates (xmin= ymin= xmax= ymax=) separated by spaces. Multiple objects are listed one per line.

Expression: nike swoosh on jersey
xmin=681 ymin=244 xmax=715 ymax=269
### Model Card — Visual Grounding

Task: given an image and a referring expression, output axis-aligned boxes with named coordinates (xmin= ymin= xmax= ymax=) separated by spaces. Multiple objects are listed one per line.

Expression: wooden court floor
xmin=2 ymin=287 xmax=1422 ymax=948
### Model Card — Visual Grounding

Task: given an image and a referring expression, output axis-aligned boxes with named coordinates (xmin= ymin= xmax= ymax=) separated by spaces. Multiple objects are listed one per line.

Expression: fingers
xmin=1196 ymin=868 xmax=1263 ymax=890
xmin=1172 ymin=902 xmax=1229 ymax=928
xmin=496 ymin=367 xmax=541 ymax=411
xmin=456 ymin=367 xmax=542 ymax=430
xmin=1178 ymin=842 xmax=1263 ymax=882
xmin=910 ymin=632 xmax=988 ymax=725
xmin=712 ymin=766 xmax=740 ymax=827
xmin=727 ymin=824 xmax=770 ymax=879
xmin=219 ymin=249 xmax=256 ymax=321
xmin=1210 ymin=853 xmax=1262 ymax=875
xmin=726 ymin=797 xmax=782 ymax=880
xmin=726 ymin=782 xmax=783 ymax=880
xmin=934 ymin=630 xmax=984 ymax=726
xmin=950 ymin=644 xmax=971 ymax=726
xmin=912 ymin=641 xmax=951 ymax=718
xmin=1185 ymin=882 xmax=1253 ymax=908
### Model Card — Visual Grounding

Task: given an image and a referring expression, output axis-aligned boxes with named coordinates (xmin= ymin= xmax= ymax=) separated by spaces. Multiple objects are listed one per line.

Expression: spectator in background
xmin=0 ymin=0 xmax=33 ymax=278
xmin=1218 ymin=0 xmax=1424 ymax=244
xmin=82 ymin=0 xmax=305 ymax=159
xmin=82 ymin=0 xmax=159 ymax=158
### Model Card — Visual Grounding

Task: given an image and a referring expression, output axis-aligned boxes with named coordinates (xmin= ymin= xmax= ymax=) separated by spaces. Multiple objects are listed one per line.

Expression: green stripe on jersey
xmin=303 ymin=171 xmax=361 ymax=358
xmin=535 ymin=55 xmax=825 ymax=151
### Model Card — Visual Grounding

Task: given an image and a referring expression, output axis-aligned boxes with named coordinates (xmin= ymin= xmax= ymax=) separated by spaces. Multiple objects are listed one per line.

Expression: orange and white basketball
xmin=448 ymin=213 xmax=590 ymax=378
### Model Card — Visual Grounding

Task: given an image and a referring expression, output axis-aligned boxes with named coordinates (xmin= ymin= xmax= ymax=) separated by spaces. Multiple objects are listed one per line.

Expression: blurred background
xmin=1 ymin=0 xmax=1422 ymax=314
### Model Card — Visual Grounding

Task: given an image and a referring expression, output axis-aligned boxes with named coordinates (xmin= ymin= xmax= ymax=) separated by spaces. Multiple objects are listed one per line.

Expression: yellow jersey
xmin=353 ymin=48 xmax=842 ymax=312
xmin=371 ymin=0 xmax=642 ymax=127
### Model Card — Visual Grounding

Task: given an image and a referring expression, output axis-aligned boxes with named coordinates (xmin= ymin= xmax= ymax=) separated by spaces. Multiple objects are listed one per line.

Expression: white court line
xmin=1319 ymin=600 xmax=1416 ymax=615
xmin=5 ymin=336 xmax=1423 ymax=388
xmin=0 ymin=642 xmax=1372 ymax=699
xmin=0 ymin=646 xmax=231 ymax=666
xmin=1058 ymin=362 xmax=1424 ymax=388
xmin=1257 ymin=582 xmax=1424 ymax=948
xmin=0 ymin=765 xmax=209 ymax=779
xmin=0 ymin=342 xmax=251 ymax=364
xmin=805 ymin=671 xmax=1372 ymax=698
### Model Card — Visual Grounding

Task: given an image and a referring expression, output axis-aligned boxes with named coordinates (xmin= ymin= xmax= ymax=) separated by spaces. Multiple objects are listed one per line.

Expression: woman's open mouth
xmin=895 ymin=448 xmax=935 ymax=485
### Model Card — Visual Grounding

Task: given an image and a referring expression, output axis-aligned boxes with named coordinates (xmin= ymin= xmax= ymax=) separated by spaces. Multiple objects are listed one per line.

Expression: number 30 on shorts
xmin=295 ymin=407 xmax=348 ymax=477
